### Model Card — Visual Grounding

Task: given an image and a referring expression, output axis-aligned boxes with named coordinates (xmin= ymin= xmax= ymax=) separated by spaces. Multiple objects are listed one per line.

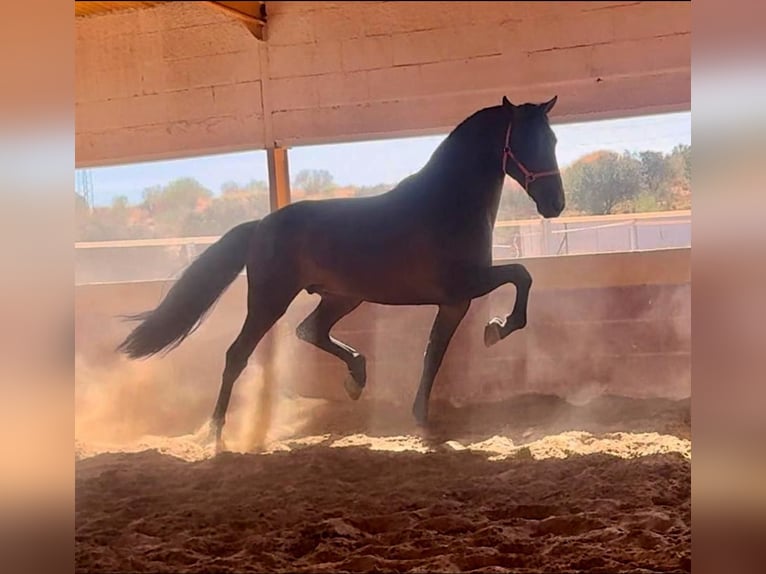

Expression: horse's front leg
xmin=412 ymin=301 xmax=471 ymax=425
xmin=455 ymin=263 xmax=533 ymax=348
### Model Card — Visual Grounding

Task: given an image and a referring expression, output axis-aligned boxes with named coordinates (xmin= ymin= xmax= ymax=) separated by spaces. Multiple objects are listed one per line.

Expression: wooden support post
xmin=267 ymin=147 xmax=291 ymax=212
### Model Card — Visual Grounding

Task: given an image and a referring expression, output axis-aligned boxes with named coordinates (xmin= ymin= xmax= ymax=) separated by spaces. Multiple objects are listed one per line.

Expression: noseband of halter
xmin=502 ymin=122 xmax=560 ymax=190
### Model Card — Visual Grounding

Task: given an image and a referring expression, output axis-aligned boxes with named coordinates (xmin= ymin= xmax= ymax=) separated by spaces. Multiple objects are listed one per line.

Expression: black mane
xmin=424 ymin=105 xmax=504 ymax=171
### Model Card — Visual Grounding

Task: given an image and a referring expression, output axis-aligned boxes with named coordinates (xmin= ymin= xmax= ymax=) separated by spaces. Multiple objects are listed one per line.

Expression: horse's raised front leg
xmin=296 ymin=294 xmax=366 ymax=400
xmin=455 ymin=263 xmax=533 ymax=348
xmin=412 ymin=300 xmax=470 ymax=425
xmin=483 ymin=264 xmax=531 ymax=347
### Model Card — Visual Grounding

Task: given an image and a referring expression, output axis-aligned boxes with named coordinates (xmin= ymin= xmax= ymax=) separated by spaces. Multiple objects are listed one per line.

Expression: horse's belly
xmin=306 ymin=248 xmax=451 ymax=305
xmin=298 ymin=214 xmax=481 ymax=305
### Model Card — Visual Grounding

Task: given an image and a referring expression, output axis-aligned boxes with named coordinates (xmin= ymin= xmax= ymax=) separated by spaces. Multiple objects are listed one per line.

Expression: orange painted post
xmin=267 ymin=147 xmax=291 ymax=212
xmin=258 ymin=146 xmax=291 ymax=448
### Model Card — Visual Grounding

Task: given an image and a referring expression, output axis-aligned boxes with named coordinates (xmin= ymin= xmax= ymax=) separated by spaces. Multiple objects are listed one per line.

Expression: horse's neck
xmin=384 ymin=107 xmax=507 ymax=224
xmin=424 ymin=117 xmax=506 ymax=216
xmin=486 ymin=179 xmax=504 ymax=227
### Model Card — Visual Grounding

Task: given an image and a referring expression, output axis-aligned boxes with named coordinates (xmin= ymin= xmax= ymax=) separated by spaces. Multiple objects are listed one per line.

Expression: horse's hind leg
xmin=412 ymin=300 xmax=470 ymax=425
xmin=210 ymin=287 xmax=296 ymax=452
xmin=296 ymin=294 xmax=365 ymax=400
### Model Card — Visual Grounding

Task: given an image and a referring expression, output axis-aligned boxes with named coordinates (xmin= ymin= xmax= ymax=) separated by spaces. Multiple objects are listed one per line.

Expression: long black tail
xmin=117 ymin=220 xmax=259 ymax=359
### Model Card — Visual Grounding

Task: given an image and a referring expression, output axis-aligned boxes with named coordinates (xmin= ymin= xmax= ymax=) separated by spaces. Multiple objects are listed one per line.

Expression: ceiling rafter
xmin=206 ymin=1 xmax=266 ymax=40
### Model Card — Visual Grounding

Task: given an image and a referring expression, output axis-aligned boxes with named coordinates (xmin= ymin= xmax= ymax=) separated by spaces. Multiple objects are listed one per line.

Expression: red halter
xmin=502 ymin=122 xmax=560 ymax=190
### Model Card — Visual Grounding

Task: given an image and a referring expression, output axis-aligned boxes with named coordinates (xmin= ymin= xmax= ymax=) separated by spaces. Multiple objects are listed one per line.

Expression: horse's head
xmin=501 ymin=95 xmax=565 ymax=219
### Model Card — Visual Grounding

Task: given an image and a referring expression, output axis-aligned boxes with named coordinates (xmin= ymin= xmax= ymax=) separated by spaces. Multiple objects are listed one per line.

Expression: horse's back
xmin=251 ymin=175 xmax=495 ymax=304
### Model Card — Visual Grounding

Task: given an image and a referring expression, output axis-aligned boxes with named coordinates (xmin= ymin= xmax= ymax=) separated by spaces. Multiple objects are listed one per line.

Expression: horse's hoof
xmin=343 ymin=374 xmax=364 ymax=401
xmin=214 ymin=438 xmax=228 ymax=455
xmin=484 ymin=319 xmax=503 ymax=347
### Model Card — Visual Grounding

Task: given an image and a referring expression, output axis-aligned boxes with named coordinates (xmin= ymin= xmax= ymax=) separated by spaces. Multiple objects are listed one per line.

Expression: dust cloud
xmin=75 ymin=273 xmax=691 ymax=462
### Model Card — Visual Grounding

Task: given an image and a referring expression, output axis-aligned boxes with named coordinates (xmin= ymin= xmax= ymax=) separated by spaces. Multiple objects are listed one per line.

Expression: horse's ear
xmin=542 ymin=95 xmax=558 ymax=114
xmin=503 ymin=96 xmax=517 ymax=117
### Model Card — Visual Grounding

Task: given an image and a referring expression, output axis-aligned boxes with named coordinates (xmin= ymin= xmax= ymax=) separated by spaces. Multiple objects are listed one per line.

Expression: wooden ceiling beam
xmin=75 ymin=2 xmax=267 ymax=41
xmin=206 ymin=1 xmax=266 ymax=41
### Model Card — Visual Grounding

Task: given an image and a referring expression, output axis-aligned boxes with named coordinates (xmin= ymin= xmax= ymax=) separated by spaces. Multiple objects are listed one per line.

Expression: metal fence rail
xmin=75 ymin=210 xmax=691 ymax=285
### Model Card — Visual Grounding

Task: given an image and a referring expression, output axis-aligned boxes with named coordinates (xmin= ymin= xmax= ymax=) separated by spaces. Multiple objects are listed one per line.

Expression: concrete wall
xmin=265 ymin=0 xmax=691 ymax=146
xmin=76 ymin=1 xmax=691 ymax=166
xmin=76 ymin=2 xmax=266 ymax=165
xmin=76 ymin=248 xmax=691 ymax=429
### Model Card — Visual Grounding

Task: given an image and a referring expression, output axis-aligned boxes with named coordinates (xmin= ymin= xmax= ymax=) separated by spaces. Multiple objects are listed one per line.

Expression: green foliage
xmin=75 ymin=177 xmax=269 ymax=241
xmin=497 ymin=180 xmax=539 ymax=220
xmin=563 ymin=151 xmax=642 ymax=215
xmin=630 ymin=191 xmax=666 ymax=213
xmin=75 ymin=143 xmax=692 ymax=241
xmin=293 ymin=169 xmax=336 ymax=196
xmin=112 ymin=195 xmax=130 ymax=211
xmin=639 ymin=151 xmax=671 ymax=193
xmin=672 ymin=144 xmax=691 ymax=183
xmin=75 ymin=193 xmax=90 ymax=240
xmin=143 ymin=177 xmax=211 ymax=215
xmin=635 ymin=151 xmax=672 ymax=209
xmin=185 ymin=179 xmax=270 ymax=235
xmin=222 ymin=179 xmax=268 ymax=196
xmin=562 ymin=146 xmax=691 ymax=215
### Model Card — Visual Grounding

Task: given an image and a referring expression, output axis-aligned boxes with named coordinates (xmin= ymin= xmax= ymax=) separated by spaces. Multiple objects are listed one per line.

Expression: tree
xmin=671 ymin=144 xmax=691 ymax=184
xmin=75 ymin=193 xmax=91 ymax=241
xmin=638 ymin=151 xmax=672 ymax=194
xmin=112 ymin=195 xmax=130 ymax=211
xmin=140 ymin=178 xmax=213 ymax=237
xmin=141 ymin=184 xmax=163 ymax=214
xmin=220 ymin=180 xmax=240 ymax=195
xmin=637 ymin=151 xmax=674 ymax=209
xmin=158 ymin=177 xmax=212 ymax=211
xmin=221 ymin=179 xmax=268 ymax=197
xmin=563 ymin=150 xmax=642 ymax=215
xmin=186 ymin=179 xmax=271 ymax=235
xmin=292 ymin=169 xmax=336 ymax=196
xmin=497 ymin=179 xmax=540 ymax=220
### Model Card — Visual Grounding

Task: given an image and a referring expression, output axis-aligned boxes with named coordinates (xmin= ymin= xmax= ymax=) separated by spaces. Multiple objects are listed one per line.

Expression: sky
xmin=80 ymin=111 xmax=691 ymax=207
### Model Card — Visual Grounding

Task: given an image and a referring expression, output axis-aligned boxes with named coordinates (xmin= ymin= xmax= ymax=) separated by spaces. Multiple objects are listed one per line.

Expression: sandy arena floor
xmin=76 ymin=394 xmax=691 ymax=573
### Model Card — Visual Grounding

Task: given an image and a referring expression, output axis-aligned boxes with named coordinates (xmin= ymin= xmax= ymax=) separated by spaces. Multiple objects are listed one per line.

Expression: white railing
xmin=74 ymin=210 xmax=691 ymax=284
xmin=491 ymin=210 xmax=690 ymax=260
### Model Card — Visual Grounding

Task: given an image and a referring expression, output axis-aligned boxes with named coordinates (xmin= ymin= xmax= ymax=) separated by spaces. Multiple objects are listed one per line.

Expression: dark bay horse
xmin=117 ymin=95 xmax=566 ymax=450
